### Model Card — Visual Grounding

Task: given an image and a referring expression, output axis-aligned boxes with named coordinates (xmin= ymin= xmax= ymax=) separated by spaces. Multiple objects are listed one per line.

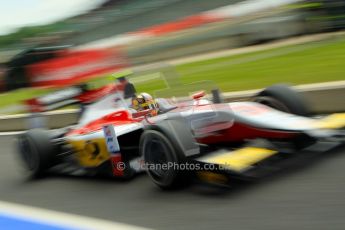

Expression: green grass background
xmin=1 ymin=36 xmax=345 ymax=110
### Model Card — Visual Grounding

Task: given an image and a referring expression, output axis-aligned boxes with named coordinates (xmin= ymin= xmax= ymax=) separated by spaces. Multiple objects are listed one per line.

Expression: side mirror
xmin=192 ymin=91 xmax=206 ymax=100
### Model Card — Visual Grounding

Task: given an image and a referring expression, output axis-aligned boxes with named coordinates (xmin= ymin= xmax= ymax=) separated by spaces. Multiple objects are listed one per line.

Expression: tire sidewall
xmin=17 ymin=129 xmax=56 ymax=177
xmin=256 ymin=84 xmax=309 ymax=116
xmin=140 ymin=130 xmax=183 ymax=189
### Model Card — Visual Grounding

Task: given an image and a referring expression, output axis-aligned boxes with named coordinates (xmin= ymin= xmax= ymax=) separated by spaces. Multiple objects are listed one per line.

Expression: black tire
xmin=17 ymin=129 xmax=58 ymax=178
xmin=255 ymin=84 xmax=309 ymax=116
xmin=140 ymin=129 xmax=188 ymax=189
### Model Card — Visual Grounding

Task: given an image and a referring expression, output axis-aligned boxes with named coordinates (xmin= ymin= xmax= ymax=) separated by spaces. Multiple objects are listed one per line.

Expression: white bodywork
xmin=78 ymin=92 xmax=135 ymax=126
xmin=230 ymin=102 xmax=321 ymax=131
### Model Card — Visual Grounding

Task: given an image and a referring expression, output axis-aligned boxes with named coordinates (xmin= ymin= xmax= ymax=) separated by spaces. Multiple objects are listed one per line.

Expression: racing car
xmin=16 ymin=82 xmax=345 ymax=189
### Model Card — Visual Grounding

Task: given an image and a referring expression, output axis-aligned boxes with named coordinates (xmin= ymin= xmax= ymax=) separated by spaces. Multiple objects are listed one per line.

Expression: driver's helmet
xmin=132 ymin=93 xmax=158 ymax=116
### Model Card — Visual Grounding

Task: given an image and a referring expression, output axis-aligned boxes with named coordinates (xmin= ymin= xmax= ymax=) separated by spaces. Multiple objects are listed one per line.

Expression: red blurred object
xmin=27 ymin=48 xmax=127 ymax=88
xmin=192 ymin=91 xmax=206 ymax=100
xmin=25 ymin=98 xmax=43 ymax=113
xmin=136 ymin=14 xmax=221 ymax=36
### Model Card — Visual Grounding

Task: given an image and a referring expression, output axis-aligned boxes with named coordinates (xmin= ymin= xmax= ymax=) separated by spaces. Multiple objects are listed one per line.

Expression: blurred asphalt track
xmin=1 ymin=135 xmax=345 ymax=229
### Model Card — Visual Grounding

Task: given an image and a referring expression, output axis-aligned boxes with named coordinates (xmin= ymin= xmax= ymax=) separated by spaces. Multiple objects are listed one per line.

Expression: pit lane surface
xmin=1 ymin=135 xmax=345 ymax=230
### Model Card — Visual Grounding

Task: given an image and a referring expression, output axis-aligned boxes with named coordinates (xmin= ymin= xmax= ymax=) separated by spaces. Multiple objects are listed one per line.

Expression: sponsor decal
xmin=102 ymin=125 xmax=123 ymax=176
xmin=103 ymin=125 xmax=120 ymax=154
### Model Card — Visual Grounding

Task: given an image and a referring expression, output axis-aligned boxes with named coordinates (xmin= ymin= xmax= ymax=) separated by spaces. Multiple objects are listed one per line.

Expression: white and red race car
xmin=17 ymin=83 xmax=345 ymax=189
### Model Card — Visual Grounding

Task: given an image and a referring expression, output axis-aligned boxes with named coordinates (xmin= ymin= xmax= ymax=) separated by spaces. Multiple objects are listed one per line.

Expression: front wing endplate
xmin=198 ymin=147 xmax=278 ymax=172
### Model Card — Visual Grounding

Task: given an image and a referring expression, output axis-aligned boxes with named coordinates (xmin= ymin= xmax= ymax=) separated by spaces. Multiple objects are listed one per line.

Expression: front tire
xmin=140 ymin=130 xmax=188 ymax=189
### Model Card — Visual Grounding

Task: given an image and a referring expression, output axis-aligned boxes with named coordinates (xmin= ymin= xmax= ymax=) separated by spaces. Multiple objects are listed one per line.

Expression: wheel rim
xmin=145 ymin=137 xmax=170 ymax=179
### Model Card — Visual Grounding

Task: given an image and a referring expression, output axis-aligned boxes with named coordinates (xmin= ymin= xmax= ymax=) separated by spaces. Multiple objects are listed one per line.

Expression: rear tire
xmin=17 ymin=129 xmax=59 ymax=178
xmin=255 ymin=84 xmax=309 ymax=116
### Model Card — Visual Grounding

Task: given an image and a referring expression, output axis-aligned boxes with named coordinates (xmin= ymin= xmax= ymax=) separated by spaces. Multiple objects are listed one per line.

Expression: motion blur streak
xmin=0 ymin=0 xmax=344 ymax=229
xmin=0 ymin=200 xmax=150 ymax=230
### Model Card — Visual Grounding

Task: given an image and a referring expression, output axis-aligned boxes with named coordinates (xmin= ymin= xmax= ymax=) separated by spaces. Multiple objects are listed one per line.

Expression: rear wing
xmin=24 ymin=78 xmax=137 ymax=113
xmin=24 ymin=83 xmax=118 ymax=113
